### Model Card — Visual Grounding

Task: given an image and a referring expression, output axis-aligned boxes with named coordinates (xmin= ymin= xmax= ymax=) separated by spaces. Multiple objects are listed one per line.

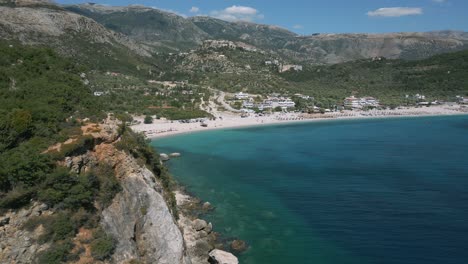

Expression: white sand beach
xmin=131 ymin=105 xmax=468 ymax=139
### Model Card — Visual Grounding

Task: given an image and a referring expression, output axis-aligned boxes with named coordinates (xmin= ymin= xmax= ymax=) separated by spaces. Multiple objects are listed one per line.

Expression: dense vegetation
xmin=0 ymin=41 xmax=183 ymax=262
xmin=88 ymin=72 xmax=212 ymax=119
xmin=0 ymin=42 xmax=120 ymax=263
xmin=0 ymin=41 xmax=102 ymax=189
xmin=166 ymin=46 xmax=468 ymax=108
xmin=280 ymin=50 xmax=468 ymax=107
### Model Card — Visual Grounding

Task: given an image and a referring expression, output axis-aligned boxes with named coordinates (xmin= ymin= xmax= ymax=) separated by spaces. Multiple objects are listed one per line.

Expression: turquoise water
xmin=152 ymin=116 xmax=468 ymax=264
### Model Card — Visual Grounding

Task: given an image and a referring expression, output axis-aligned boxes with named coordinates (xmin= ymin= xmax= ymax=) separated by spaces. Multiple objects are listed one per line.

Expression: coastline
xmin=132 ymin=105 xmax=468 ymax=139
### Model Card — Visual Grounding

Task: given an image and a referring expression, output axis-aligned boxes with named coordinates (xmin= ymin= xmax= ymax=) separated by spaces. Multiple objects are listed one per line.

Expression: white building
xmin=414 ymin=94 xmax=426 ymax=100
xmin=277 ymin=99 xmax=296 ymax=108
xmin=242 ymin=101 xmax=254 ymax=108
xmin=294 ymin=93 xmax=312 ymax=100
xmin=279 ymin=64 xmax=303 ymax=73
xmin=235 ymin=92 xmax=250 ymax=100
xmin=344 ymin=96 xmax=361 ymax=108
xmin=344 ymin=96 xmax=379 ymax=109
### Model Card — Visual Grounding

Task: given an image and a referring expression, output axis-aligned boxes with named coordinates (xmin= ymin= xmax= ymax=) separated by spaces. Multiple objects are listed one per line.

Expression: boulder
xmin=192 ymin=219 xmax=208 ymax=231
xmin=160 ymin=153 xmax=170 ymax=161
xmin=169 ymin=152 xmax=181 ymax=158
xmin=205 ymin=222 xmax=213 ymax=234
xmin=208 ymin=249 xmax=238 ymax=264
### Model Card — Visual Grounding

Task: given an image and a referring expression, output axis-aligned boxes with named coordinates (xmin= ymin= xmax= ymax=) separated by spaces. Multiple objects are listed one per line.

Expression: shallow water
xmin=153 ymin=115 xmax=468 ymax=264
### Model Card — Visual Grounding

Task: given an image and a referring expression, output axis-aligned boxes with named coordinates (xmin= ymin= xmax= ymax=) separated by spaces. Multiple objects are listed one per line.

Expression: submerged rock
xmin=230 ymin=239 xmax=248 ymax=253
xmin=202 ymin=201 xmax=213 ymax=211
xmin=208 ymin=249 xmax=238 ymax=264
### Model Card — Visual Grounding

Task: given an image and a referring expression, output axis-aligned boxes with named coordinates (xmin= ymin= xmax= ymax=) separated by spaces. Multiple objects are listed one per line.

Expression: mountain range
xmin=64 ymin=3 xmax=468 ymax=64
xmin=1 ymin=1 xmax=467 ymax=66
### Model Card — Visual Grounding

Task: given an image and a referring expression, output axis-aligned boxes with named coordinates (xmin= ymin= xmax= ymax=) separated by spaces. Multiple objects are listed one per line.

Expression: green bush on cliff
xmin=0 ymin=142 xmax=54 ymax=192
xmin=37 ymin=240 xmax=74 ymax=264
xmin=90 ymin=228 xmax=116 ymax=260
xmin=93 ymin=163 xmax=121 ymax=208
xmin=38 ymin=169 xmax=95 ymax=210
xmin=0 ymin=41 xmax=103 ymax=208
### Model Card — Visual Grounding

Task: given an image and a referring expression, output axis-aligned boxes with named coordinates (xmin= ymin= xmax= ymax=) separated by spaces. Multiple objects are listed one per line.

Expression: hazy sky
xmin=56 ymin=0 xmax=468 ymax=34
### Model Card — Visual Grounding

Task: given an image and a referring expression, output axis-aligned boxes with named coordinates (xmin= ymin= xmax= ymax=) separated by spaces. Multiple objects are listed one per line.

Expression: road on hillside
xmin=215 ymin=91 xmax=242 ymax=113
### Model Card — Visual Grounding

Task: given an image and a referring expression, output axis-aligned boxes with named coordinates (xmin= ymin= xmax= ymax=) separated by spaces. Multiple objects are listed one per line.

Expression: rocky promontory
xmin=0 ymin=116 xmax=237 ymax=263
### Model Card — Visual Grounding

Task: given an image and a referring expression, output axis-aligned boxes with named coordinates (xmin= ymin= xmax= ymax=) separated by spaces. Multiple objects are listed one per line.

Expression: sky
xmin=55 ymin=0 xmax=468 ymax=34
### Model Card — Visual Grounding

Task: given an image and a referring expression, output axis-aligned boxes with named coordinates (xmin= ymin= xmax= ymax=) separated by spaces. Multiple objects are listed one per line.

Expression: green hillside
xmin=280 ymin=50 xmax=468 ymax=106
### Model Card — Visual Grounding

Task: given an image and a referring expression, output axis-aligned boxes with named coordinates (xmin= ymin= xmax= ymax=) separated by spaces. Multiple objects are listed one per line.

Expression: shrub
xmin=93 ymin=163 xmax=121 ymax=208
xmin=38 ymin=169 xmax=95 ymax=209
xmin=0 ymin=143 xmax=54 ymax=191
xmin=0 ymin=187 xmax=35 ymax=210
xmin=90 ymin=229 xmax=116 ymax=260
xmin=38 ymin=212 xmax=77 ymax=243
xmin=144 ymin=115 xmax=153 ymax=124
xmin=37 ymin=240 xmax=74 ymax=264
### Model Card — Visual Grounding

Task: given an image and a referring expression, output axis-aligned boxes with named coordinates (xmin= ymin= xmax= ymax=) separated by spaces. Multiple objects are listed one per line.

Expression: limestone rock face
xmin=1 ymin=116 xmax=218 ymax=263
xmin=208 ymin=249 xmax=239 ymax=264
xmin=88 ymin=118 xmax=190 ymax=264
xmin=0 ymin=203 xmax=53 ymax=263
xmin=100 ymin=162 xmax=188 ymax=264
xmin=0 ymin=4 xmax=151 ymax=56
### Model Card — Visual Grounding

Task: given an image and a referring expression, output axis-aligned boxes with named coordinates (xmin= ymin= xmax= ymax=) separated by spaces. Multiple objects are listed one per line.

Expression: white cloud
xmin=293 ymin=24 xmax=304 ymax=29
xmin=367 ymin=7 xmax=423 ymax=17
xmin=432 ymin=0 xmax=446 ymax=3
xmin=189 ymin=6 xmax=200 ymax=13
xmin=210 ymin=5 xmax=264 ymax=22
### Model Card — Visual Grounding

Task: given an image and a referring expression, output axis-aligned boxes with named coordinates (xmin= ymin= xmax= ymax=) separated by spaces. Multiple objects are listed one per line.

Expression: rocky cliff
xmin=0 ymin=116 xmax=237 ymax=263
xmin=0 ymin=3 xmax=150 ymax=55
xmin=0 ymin=202 xmax=53 ymax=263
xmin=64 ymin=117 xmax=190 ymax=263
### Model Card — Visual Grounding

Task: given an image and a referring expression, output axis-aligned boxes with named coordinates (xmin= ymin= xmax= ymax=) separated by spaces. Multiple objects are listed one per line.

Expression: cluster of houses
xmin=234 ymin=92 xmax=297 ymax=111
xmin=279 ymin=64 xmax=303 ymax=73
xmin=264 ymin=60 xmax=303 ymax=73
xmin=147 ymin=80 xmax=188 ymax=88
xmin=344 ymin=96 xmax=380 ymax=109
xmin=405 ymin=94 xmax=468 ymax=106
xmin=201 ymin=40 xmax=259 ymax=52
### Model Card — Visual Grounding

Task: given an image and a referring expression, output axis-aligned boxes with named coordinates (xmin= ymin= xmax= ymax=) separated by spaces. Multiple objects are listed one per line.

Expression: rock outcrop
xmin=208 ymin=249 xmax=239 ymax=264
xmin=1 ymin=116 xmax=237 ymax=263
xmin=0 ymin=3 xmax=151 ymax=57
xmin=78 ymin=117 xmax=190 ymax=263
xmin=174 ymin=190 xmax=240 ymax=264
xmin=0 ymin=202 xmax=53 ymax=263
xmin=96 ymin=144 xmax=189 ymax=264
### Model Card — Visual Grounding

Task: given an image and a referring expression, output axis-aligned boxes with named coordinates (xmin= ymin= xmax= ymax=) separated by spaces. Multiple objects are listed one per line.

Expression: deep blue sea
xmin=152 ymin=115 xmax=468 ymax=264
